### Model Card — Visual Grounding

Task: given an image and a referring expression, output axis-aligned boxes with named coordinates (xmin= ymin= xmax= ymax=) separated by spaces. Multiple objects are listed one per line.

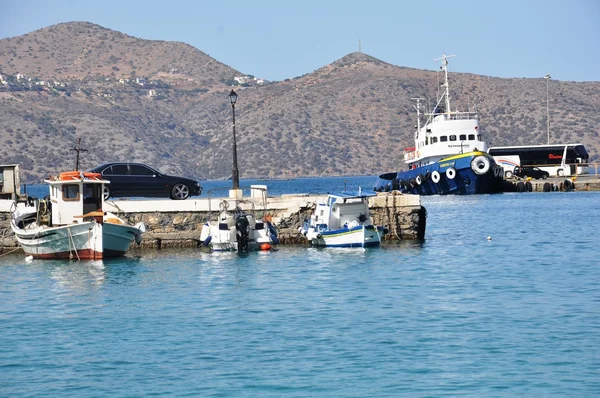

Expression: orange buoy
xmin=260 ymin=243 xmax=272 ymax=251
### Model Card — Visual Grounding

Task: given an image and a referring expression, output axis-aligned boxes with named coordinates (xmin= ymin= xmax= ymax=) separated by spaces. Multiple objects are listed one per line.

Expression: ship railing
xmin=425 ymin=111 xmax=478 ymax=122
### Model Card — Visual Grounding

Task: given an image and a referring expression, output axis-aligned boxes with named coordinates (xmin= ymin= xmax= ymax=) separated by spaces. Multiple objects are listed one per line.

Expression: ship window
xmin=459 ymin=134 xmax=467 ymax=141
xmin=440 ymin=136 xmax=448 ymax=142
xmin=62 ymin=184 xmax=80 ymax=201
xmin=432 ymin=137 xmax=438 ymax=144
xmin=449 ymin=135 xmax=457 ymax=141
xmin=468 ymin=134 xmax=475 ymax=140
xmin=426 ymin=137 xmax=429 ymax=145
xmin=477 ymin=135 xmax=482 ymax=141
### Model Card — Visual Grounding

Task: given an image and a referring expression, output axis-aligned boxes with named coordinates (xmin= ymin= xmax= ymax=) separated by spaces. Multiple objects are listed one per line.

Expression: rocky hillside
xmin=0 ymin=22 xmax=598 ymax=184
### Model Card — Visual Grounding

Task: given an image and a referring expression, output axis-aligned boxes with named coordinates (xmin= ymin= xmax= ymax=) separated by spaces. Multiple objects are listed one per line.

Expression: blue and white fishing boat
xmin=374 ymin=54 xmax=504 ymax=195
xmin=300 ymin=191 xmax=387 ymax=248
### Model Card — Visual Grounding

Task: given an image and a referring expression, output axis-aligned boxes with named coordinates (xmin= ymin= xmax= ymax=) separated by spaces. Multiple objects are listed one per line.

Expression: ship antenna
xmin=434 ymin=53 xmax=455 ymax=113
xmin=71 ymin=137 xmax=88 ymax=171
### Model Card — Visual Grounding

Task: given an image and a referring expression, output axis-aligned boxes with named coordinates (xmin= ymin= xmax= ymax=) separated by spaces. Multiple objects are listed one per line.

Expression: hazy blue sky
xmin=1 ymin=0 xmax=598 ymax=82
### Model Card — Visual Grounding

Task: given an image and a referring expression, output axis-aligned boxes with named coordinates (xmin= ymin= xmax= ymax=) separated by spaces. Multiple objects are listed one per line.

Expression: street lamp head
xmin=229 ymin=89 xmax=238 ymax=105
xmin=544 ymin=74 xmax=551 ymax=79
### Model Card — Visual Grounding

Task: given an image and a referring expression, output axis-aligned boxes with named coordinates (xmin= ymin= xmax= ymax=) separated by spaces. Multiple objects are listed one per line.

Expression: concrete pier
xmin=0 ymin=192 xmax=425 ymax=252
xmin=503 ymin=175 xmax=600 ymax=192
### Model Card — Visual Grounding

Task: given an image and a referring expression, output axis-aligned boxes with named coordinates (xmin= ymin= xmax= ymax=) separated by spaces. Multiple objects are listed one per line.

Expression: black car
xmin=513 ymin=166 xmax=549 ymax=180
xmin=89 ymin=163 xmax=202 ymax=200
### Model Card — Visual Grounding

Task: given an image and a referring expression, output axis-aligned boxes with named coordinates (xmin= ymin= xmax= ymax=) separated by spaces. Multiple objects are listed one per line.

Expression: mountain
xmin=1 ymin=22 xmax=598 ymax=184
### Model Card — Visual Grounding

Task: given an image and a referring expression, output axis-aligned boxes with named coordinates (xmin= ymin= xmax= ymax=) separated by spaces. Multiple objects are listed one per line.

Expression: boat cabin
xmin=313 ymin=193 xmax=372 ymax=230
xmin=45 ymin=172 xmax=107 ymax=226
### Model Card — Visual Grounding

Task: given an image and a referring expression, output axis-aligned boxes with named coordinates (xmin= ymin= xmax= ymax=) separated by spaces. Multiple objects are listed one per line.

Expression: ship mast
xmin=411 ymin=97 xmax=424 ymax=137
xmin=434 ymin=53 xmax=455 ymax=113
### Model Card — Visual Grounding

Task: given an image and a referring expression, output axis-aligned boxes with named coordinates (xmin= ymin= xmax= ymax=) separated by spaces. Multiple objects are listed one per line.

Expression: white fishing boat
xmin=11 ymin=171 xmax=145 ymax=260
xmin=199 ymin=199 xmax=278 ymax=252
xmin=300 ymin=191 xmax=388 ymax=248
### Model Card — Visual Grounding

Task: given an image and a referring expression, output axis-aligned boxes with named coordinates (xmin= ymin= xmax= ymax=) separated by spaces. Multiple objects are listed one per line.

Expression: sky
xmin=1 ymin=0 xmax=599 ymax=82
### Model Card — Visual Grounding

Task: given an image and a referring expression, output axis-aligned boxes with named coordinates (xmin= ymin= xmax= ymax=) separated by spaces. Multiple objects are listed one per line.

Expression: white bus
xmin=488 ymin=144 xmax=589 ymax=177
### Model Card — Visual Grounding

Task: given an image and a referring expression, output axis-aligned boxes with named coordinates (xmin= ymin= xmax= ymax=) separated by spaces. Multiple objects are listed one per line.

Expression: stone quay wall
xmin=0 ymin=192 xmax=425 ymax=252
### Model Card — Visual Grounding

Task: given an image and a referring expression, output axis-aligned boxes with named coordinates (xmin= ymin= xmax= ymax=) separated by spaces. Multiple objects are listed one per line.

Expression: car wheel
xmin=558 ymin=169 xmax=564 ymax=177
xmin=103 ymin=186 xmax=110 ymax=200
xmin=505 ymin=171 xmax=513 ymax=178
xmin=542 ymin=175 xmax=548 ymax=180
xmin=171 ymin=183 xmax=190 ymax=200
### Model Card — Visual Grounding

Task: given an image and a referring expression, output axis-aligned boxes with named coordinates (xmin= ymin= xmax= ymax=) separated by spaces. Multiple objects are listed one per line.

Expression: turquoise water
xmin=2 ymin=183 xmax=599 ymax=396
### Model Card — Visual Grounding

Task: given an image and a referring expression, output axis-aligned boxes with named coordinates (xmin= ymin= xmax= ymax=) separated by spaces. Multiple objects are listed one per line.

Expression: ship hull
xmin=374 ymin=152 xmax=504 ymax=195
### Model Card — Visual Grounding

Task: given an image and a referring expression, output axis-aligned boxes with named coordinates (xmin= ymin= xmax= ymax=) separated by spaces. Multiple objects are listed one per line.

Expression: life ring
xmin=471 ymin=156 xmax=491 ymax=175
xmin=446 ymin=167 xmax=456 ymax=180
xmin=431 ymin=170 xmax=441 ymax=183
xmin=415 ymin=175 xmax=423 ymax=185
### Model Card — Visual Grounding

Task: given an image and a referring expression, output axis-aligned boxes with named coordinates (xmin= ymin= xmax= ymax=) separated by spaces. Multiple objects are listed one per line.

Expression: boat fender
xmin=431 ymin=171 xmax=441 ymax=183
xmin=316 ymin=233 xmax=322 ymax=239
xmin=471 ymin=156 xmax=491 ymax=175
xmin=391 ymin=178 xmax=400 ymax=191
xmin=409 ymin=178 xmax=417 ymax=187
xmin=203 ymin=235 xmax=212 ymax=246
xmin=424 ymin=170 xmax=431 ymax=181
xmin=446 ymin=167 xmax=456 ymax=180
xmin=415 ymin=174 xmax=424 ymax=185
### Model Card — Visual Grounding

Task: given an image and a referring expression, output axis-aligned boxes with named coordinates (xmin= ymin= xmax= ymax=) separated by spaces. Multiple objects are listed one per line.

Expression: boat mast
xmin=435 ymin=53 xmax=455 ymax=113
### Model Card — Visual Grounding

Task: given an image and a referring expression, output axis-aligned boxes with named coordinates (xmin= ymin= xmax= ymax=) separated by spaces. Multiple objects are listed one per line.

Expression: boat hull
xmin=200 ymin=221 xmax=276 ymax=252
xmin=374 ymin=152 xmax=504 ymax=195
xmin=307 ymin=225 xmax=383 ymax=248
xmin=11 ymin=220 xmax=139 ymax=259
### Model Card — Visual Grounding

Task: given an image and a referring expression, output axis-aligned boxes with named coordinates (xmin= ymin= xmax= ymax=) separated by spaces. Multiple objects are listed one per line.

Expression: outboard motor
xmin=235 ymin=214 xmax=251 ymax=252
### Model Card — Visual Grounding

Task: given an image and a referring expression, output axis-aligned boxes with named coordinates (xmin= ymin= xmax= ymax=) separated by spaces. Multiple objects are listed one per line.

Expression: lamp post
xmin=229 ymin=89 xmax=240 ymax=190
xmin=545 ymin=74 xmax=551 ymax=145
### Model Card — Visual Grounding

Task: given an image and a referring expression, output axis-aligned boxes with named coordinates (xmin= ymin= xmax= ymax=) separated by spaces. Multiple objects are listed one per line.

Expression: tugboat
xmin=374 ymin=54 xmax=504 ymax=195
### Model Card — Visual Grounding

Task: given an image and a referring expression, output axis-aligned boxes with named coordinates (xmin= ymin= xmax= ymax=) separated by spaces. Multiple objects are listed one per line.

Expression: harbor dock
xmin=0 ymin=191 xmax=426 ymax=252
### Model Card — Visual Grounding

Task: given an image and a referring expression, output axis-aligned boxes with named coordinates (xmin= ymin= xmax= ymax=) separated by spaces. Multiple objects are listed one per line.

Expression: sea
xmin=2 ymin=176 xmax=599 ymax=397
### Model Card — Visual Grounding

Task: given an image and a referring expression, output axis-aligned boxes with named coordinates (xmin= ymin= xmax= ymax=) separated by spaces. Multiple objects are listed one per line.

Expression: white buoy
xmin=25 ymin=255 xmax=33 ymax=262
xmin=487 ymin=236 xmax=492 ymax=241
